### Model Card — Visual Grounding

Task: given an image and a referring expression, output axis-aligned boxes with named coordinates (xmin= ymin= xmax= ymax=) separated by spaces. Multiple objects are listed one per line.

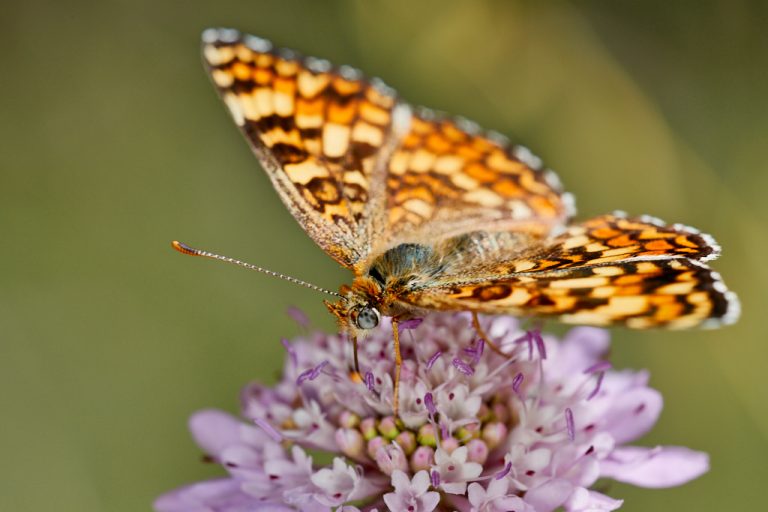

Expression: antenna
xmin=171 ymin=241 xmax=343 ymax=298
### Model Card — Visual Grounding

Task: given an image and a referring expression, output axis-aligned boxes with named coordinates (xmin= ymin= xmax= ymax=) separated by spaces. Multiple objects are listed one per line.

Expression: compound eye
xmin=354 ymin=306 xmax=380 ymax=330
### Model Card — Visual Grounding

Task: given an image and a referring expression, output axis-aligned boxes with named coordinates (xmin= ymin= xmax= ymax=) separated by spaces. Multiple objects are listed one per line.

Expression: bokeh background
xmin=2 ymin=1 xmax=766 ymax=510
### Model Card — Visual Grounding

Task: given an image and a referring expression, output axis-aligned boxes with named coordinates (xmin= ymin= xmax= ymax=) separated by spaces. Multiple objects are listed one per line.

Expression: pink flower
xmin=383 ymin=471 xmax=440 ymax=512
xmin=155 ymin=313 xmax=708 ymax=511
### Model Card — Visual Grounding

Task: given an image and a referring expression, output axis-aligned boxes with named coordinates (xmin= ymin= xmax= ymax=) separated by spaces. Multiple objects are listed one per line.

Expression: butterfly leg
xmin=349 ymin=335 xmax=363 ymax=383
xmin=471 ymin=312 xmax=507 ymax=356
xmin=391 ymin=317 xmax=403 ymax=416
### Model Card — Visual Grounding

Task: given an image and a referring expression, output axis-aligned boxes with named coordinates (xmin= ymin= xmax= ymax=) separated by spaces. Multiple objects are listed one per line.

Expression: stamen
xmin=452 ymin=357 xmax=475 ymax=376
xmin=532 ymin=329 xmax=546 ymax=360
xmin=364 ymin=371 xmax=375 ymax=392
xmin=255 ymin=418 xmax=283 ymax=442
xmin=286 ymin=306 xmax=309 ymax=328
xmin=475 ymin=339 xmax=484 ymax=360
xmin=587 ymin=371 xmax=605 ymax=401
xmin=281 ymin=338 xmax=298 ymax=369
xmin=430 ymin=469 xmax=441 ymax=487
xmin=495 ymin=461 xmax=512 ymax=480
xmin=565 ymin=408 xmax=575 ymax=441
xmin=463 ymin=340 xmax=485 ymax=364
xmin=296 ymin=360 xmax=329 ymax=385
xmin=514 ymin=332 xmax=533 ymax=360
xmin=424 ymin=392 xmax=437 ymax=416
xmin=426 ymin=350 xmax=442 ymax=371
xmin=583 ymin=361 xmax=612 ymax=374
xmin=512 ymin=372 xmax=524 ymax=394
xmin=398 ymin=318 xmax=423 ymax=331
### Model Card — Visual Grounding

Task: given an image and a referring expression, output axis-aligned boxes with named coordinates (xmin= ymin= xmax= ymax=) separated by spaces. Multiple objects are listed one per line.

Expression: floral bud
xmin=374 ymin=443 xmax=408 ymax=475
xmin=366 ymin=436 xmax=385 ymax=459
xmin=417 ymin=423 xmax=437 ymax=447
xmin=466 ymin=438 xmax=489 ymax=464
xmin=338 ymin=411 xmax=360 ymax=429
xmin=440 ymin=437 xmax=459 ymax=454
xmin=377 ymin=416 xmax=399 ymax=440
xmin=410 ymin=445 xmax=435 ymax=472
xmin=395 ymin=430 xmax=416 ymax=455
xmin=482 ymin=421 xmax=508 ymax=450
xmin=456 ymin=423 xmax=480 ymax=442
xmin=360 ymin=418 xmax=378 ymax=440
xmin=492 ymin=402 xmax=510 ymax=423
xmin=335 ymin=428 xmax=364 ymax=459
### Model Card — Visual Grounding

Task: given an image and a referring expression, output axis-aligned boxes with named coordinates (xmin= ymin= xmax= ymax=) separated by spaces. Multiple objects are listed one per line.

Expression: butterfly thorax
xmin=325 ymin=242 xmax=445 ymax=334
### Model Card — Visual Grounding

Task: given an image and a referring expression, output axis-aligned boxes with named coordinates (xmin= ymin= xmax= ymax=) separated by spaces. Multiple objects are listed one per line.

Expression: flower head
xmin=155 ymin=313 xmax=708 ymax=511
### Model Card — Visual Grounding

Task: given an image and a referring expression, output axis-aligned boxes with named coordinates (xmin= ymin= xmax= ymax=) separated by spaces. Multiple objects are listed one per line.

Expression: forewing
xmin=380 ymin=109 xmax=573 ymax=250
xmin=201 ymin=28 xmax=408 ymax=267
xmin=403 ymin=214 xmax=738 ymax=328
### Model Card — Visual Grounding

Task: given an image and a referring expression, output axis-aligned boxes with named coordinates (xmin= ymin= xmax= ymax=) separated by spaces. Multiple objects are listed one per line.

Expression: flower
xmin=383 ymin=470 xmax=440 ymax=512
xmin=155 ymin=313 xmax=708 ymax=512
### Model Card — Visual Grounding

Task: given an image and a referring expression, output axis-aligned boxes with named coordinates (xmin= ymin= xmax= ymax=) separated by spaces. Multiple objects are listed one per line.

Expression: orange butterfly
xmin=175 ymin=28 xmax=739 ymax=412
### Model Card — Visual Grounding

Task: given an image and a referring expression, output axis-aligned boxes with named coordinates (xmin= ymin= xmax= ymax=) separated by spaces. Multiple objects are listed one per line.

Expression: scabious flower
xmin=155 ymin=313 xmax=708 ymax=512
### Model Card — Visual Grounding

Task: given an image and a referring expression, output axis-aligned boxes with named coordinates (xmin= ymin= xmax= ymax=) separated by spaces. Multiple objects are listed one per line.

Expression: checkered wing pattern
xmin=381 ymin=110 xmax=572 ymax=250
xmin=202 ymin=29 xmax=572 ymax=269
xmin=403 ymin=214 xmax=738 ymax=328
xmin=202 ymin=29 xmax=408 ymax=267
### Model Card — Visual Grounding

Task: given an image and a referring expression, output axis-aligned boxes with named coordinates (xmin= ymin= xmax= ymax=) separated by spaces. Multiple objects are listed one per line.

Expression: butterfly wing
xmin=203 ymin=29 xmax=572 ymax=270
xmin=402 ymin=214 xmax=739 ymax=328
xmin=378 ymin=109 xmax=573 ymax=252
xmin=201 ymin=29 xmax=410 ymax=268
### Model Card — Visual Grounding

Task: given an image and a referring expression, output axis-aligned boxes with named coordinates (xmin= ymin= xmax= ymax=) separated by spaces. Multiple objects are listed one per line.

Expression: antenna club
xmin=172 ymin=240 xmax=200 ymax=256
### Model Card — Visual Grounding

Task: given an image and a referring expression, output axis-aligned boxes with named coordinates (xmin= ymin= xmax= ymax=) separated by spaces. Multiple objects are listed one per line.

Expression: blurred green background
xmin=2 ymin=0 xmax=766 ymax=510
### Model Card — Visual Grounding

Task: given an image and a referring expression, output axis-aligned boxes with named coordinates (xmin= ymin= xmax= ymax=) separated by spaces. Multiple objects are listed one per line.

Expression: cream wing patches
xmin=201 ymin=29 xmax=739 ymax=331
xmin=403 ymin=258 xmax=738 ymax=329
xmin=201 ymin=28 xmax=402 ymax=267
xmin=379 ymin=109 xmax=573 ymax=249
xmin=475 ymin=212 xmax=723 ymax=276
xmin=398 ymin=213 xmax=736 ymax=328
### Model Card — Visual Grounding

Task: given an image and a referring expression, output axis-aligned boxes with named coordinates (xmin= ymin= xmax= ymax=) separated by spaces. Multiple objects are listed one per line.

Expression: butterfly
xmin=180 ymin=28 xmax=739 ymax=412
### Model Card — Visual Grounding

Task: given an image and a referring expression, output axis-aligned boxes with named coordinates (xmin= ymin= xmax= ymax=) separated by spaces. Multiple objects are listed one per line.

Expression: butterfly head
xmin=324 ymin=278 xmax=388 ymax=334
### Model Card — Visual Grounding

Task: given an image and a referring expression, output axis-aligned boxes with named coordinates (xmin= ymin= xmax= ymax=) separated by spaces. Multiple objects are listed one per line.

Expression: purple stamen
xmin=440 ymin=422 xmax=449 ymax=439
xmin=296 ymin=360 xmax=329 ymax=385
xmin=452 ymin=357 xmax=475 ymax=376
xmin=398 ymin=318 xmax=423 ymax=331
xmin=424 ymin=392 xmax=437 ymax=415
xmin=464 ymin=340 xmax=484 ymax=364
xmin=296 ymin=368 xmax=314 ymax=385
xmin=286 ymin=306 xmax=309 ymax=328
xmin=310 ymin=360 xmax=328 ymax=379
xmin=430 ymin=469 xmax=441 ymax=487
xmin=587 ymin=371 xmax=605 ymax=401
xmin=583 ymin=361 xmax=612 ymax=374
xmin=512 ymin=372 xmax=524 ymax=393
xmin=426 ymin=350 xmax=442 ymax=371
xmin=281 ymin=338 xmax=298 ymax=369
xmin=495 ymin=461 xmax=512 ymax=480
xmin=565 ymin=408 xmax=575 ymax=441
xmin=514 ymin=332 xmax=533 ymax=360
xmin=364 ymin=371 xmax=375 ymax=392
xmin=255 ymin=418 xmax=283 ymax=443
xmin=532 ymin=329 xmax=546 ymax=360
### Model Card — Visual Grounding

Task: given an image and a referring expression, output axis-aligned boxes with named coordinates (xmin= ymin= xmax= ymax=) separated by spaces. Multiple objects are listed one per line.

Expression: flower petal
xmin=565 ymin=488 xmax=623 ymax=511
xmin=600 ymin=446 xmax=709 ymax=488
xmin=524 ymin=478 xmax=574 ymax=512
xmin=603 ymin=388 xmax=663 ymax=443
xmin=153 ymin=478 xmax=255 ymax=512
xmin=189 ymin=410 xmax=250 ymax=456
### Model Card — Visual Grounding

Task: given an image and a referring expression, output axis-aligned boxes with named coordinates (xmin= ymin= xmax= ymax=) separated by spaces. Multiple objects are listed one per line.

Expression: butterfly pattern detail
xmin=200 ymin=28 xmax=739 ymax=336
